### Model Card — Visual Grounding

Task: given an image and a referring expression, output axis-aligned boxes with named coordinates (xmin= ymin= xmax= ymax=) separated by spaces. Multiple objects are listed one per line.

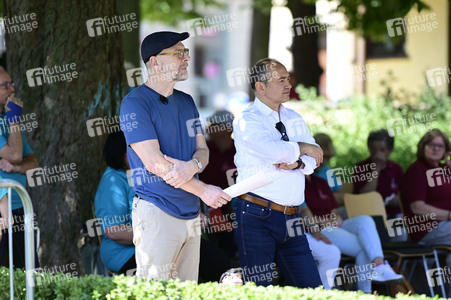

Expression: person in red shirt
xmin=402 ymin=129 xmax=451 ymax=246
xmin=304 ymin=174 xmax=403 ymax=292
xmin=354 ymin=129 xmax=404 ymax=218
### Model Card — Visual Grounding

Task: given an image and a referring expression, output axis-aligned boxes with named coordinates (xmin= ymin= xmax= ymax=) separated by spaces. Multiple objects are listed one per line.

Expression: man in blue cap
xmin=120 ymin=31 xmax=231 ymax=281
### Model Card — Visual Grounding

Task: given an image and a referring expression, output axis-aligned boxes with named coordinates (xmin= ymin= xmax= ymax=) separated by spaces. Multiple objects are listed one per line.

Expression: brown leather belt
xmin=240 ymin=194 xmax=298 ymax=215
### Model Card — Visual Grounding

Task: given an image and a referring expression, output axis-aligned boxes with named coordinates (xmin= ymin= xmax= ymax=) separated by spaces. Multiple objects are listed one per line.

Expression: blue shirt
xmin=95 ymin=167 xmax=135 ymax=273
xmin=0 ymin=175 xmax=7 ymax=201
xmin=0 ymin=113 xmax=34 ymax=210
xmin=120 ymin=84 xmax=201 ymax=219
xmin=314 ymin=165 xmax=343 ymax=192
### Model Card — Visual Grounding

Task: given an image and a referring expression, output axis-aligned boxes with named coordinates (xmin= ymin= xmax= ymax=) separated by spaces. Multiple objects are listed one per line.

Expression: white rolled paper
xmin=223 ymin=171 xmax=272 ymax=198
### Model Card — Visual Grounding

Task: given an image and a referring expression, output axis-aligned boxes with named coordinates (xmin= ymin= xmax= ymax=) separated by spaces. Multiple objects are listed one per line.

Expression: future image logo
xmin=386 ymin=13 xmax=438 ymax=37
xmin=186 ymin=13 xmax=238 ymax=37
xmin=426 ymin=67 xmax=451 ymax=88
xmin=86 ymin=13 xmax=138 ymax=37
xmin=426 ymin=167 xmax=451 ymax=187
xmin=126 ymin=68 xmax=146 ymax=87
xmin=386 ymin=114 xmax=437 ymax=137
xmin=427 ymin=267 xmax=450 ymax=288
xmin=326 ymin=164 xmax=377 ymax=188
xmin=386 ymin=214 xmax=438 ymax=238
xmin=26 ymin=63 xmax=78 ymax=87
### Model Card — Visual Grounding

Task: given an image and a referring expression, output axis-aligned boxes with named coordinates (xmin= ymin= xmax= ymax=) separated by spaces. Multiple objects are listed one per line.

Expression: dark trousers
xmin=233 ymin=197 xmax=321 ymax=288
xmin=0 ymin=207 xmax=40 ymax=269
xmin=119 ymin=254 xmax=136 ymax=275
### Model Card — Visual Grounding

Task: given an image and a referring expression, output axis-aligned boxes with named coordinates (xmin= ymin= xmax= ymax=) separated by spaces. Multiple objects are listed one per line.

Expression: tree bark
xmin=288 ymin=0 xmax=322 ymax=91
xmin=249 ymin=5 xmax=271 ymax=98
xmin=4 ymin=0 xmax=127 ymax=273
xmin=249 ymin=6 xmax=270 ymax=66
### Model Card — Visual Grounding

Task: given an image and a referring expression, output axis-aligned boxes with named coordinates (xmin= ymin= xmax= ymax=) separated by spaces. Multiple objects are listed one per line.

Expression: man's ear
xmin=255 ymin=81 xmax=266 ymax=95
xmin=149 ymin=56 xmax=160 ymax=68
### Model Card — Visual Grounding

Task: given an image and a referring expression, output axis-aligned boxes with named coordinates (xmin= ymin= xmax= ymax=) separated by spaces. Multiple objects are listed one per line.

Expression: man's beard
xmin=173 ymin=67 xmax=188 ymax=82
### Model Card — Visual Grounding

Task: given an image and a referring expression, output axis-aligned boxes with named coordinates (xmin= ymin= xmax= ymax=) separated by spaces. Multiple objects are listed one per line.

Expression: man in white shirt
xmin=233 ymin=58 xmax=323 ymax=287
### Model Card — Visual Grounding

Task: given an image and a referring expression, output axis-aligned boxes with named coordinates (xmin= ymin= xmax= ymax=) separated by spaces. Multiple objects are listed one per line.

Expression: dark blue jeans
xmin=233 ymin=197 xmax=322 ymax=288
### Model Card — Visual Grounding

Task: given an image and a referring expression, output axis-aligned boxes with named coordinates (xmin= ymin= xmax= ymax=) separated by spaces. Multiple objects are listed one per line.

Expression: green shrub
xmin=0 ymin=267 xmax=442 ymax=299
xmin=289 ymin=85 xmax=451 ymax=171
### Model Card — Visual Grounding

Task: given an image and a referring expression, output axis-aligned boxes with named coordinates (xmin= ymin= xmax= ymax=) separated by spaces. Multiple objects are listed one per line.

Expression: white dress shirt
xmin=233 ymin=97 xmax=318 ymax=206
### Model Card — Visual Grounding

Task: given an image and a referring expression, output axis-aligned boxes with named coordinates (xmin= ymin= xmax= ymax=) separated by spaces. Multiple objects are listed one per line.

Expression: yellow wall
xmin=365 ymin=0 xmax=449 ymax=99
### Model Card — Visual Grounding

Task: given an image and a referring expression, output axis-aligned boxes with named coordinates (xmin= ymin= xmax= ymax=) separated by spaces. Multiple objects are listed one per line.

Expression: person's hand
xmin=299 ymin=143 xmax=323 ymax=166
xmin=311 ymin=231 xmax=332 ymax=244
xmin=163 ymin=155 xmax=198 ymax=188
xmin=5 ymin=94 xmax=23 ymax=111
xmin=200 ymin=184 xmax=231 ymax=209
xmin=0 ymin=216 xmax=13 ymax=230
xmin=0 ymin=159 xmax=15 ymax=173
xmin=5 ymin=94 xmax=23 ymax=124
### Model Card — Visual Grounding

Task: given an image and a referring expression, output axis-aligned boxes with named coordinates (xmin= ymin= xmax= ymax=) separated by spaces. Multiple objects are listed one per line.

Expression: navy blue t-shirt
xmin=120 ymin=84 xmax=201 ymax=219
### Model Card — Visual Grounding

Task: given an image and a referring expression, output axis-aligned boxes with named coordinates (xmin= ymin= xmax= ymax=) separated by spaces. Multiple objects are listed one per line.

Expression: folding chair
xmin=344 ymin=191 xmax=387 ymax=224
xmin=344 ymin=192 xmax=443 ymax=297
xmin=397 ymin=195 xmax=449 ymax=298
xmin=341 ymin=182 xmax=354 ymax=195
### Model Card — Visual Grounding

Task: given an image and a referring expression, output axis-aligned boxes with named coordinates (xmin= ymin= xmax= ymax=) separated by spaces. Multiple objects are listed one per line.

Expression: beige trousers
xmin=132 ymin=197 xmax=201 ymax=281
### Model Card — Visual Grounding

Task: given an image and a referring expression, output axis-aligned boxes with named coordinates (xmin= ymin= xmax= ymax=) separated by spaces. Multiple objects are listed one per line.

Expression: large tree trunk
xmin=249 ymin=4 xmax=271 ymax=98
xmin=4 ymin=0 xmax=127 ymax=273
xmin=249 ymin=6 xmax=270 ymax=67
xmin=288 ymin=0 xmax=322 ymax=91
xmin=117 ymin=0 xmax=140 ymax=69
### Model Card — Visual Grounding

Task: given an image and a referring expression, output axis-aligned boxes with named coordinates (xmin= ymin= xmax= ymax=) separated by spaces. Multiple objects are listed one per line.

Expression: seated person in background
xmin=0 ymin=185 xmax=11 ymax=241
xmin=198 ymin=110 xmax=237 ymax=258
xmin=288 ymin=72 xmax=300 ymax=100
xmin=402 ymin=129 xmax=451 ymax=249
xmin=298 ymin=202 xmax=341 ymax=290
xmin=94 ymin=131 xmax=135 ymax=274
xmin=313 ymin=133 xmax=344 ymax=208
xmin=304 ymin=174 xmax=403 ymax=293
xmin=353 ymin=129 xmax=404 ymax=219
xmin=198 ymin=110 xmax=237 ymax=281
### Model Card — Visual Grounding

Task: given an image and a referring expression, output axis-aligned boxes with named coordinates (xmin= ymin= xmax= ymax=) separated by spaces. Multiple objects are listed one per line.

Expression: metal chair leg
xmin=422 ymin=255 xmax=434 ymax=297
xmin=433 ymin=249 xmax=447 ymax=298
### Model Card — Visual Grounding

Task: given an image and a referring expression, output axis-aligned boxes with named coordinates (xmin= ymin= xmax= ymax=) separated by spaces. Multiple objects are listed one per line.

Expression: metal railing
xmin=0 ymin=179 xmax=35 ymax=300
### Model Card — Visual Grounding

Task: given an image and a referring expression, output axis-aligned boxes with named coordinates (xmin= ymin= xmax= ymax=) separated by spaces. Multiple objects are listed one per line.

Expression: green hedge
xmin=289 ymin=85 xmax=451 ymax=171
xmin=0 ymin=267 xmax=441 ymax=299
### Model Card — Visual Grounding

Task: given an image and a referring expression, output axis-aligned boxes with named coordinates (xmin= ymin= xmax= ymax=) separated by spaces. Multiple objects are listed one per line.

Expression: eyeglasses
xmin=158 ymin=48 xmax=189 ymax=59
xmin=0 ymin=81 xmax=14 ymax=90
xmin=275 ymin=121 xmax=289 ymax=141
xmin=426 ymin=142 xmax=445 ymax=150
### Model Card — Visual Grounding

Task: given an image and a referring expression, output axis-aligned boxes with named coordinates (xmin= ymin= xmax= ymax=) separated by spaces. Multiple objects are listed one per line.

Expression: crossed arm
xmin=131 ymin=135 xmax=231 ymax=208
xmin=410 ymin=201 xmax=451 ymax=221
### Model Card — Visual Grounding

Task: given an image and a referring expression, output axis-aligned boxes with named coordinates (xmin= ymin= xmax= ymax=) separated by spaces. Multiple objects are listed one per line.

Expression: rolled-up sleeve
xmin=300 ymin=155 xmax=316 ymax=175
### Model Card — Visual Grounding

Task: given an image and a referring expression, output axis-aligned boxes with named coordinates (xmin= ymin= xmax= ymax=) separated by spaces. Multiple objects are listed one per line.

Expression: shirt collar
xmin=253 ymin=97 xmax=287 ymax=119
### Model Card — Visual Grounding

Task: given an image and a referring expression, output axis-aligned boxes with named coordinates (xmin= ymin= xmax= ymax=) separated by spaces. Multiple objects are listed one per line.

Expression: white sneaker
xmin=370 ymin=261 xmax=404 ymax=284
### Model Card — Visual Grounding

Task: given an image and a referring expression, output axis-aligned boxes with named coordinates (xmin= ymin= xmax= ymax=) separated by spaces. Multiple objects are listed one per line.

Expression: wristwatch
xmin=193 ymin=158 xmax=202 ymax=173
xmin=292 ymin=158 xmax=304 ymax=170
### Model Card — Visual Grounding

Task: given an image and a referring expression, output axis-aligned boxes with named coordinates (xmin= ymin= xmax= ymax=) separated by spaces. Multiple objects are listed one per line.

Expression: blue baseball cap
xmin=140 ymin=31 xmax=190 ymax=63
